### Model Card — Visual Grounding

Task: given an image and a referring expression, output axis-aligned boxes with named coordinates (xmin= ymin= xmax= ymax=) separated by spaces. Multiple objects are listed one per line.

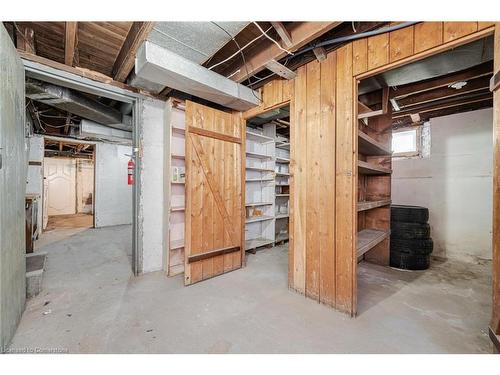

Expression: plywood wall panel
xmin=290 ymin=65 xmax=307 ymax=294
xmin=367 ymin=33 xmax=389 ymax=70
xmin=443 ymin=22 xmax=478 ymax=42
xmin=335 ymin=44 xmax=356 ymax=314
xmin=318 ymin=52 xmax=337 ymax=307
xmin=414 ymin=22 xmax=443 ymax=53
xmin=389 ymin=26 xmax=414 ymax=62
xmin=305 ymin=60 xmax=322 ymax=300
xmin=352 ymin=38 xmax=368 ymax=76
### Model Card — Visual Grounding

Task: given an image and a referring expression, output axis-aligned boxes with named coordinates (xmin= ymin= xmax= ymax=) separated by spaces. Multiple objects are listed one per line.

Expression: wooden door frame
xmin=351 ymin=25 xmax=498 ymax=327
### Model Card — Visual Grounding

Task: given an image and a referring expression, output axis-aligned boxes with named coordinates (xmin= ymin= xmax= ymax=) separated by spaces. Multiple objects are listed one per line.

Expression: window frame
xmin=392 ymin=125 xmax=422 ymax=158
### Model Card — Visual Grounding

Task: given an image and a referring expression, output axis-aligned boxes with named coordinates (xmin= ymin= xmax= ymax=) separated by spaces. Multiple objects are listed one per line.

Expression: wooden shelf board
xmin=172 ymin=126 xmax=186 ymax=135
xmin=276 ymin=194 xmax=290 ymax=197
xmin=171 ymin=154 xmax=185 ymax=160
xmin=276 ymin=172 xmax=290 ymax=176
xmin=246 ymin=215 xmax=274 ymax=224
xmin=276 ymin=234 xmax=289 ymax=242
xmin=358 ymin=109 xmax=384 ymax=120
xmin=357 ymin=199 xmax=391 ymax=212
xmin=358 ymin=130 xmax=391 ymax=156
xmin=246 ymin=202 xmax=273 ymax=207
xmin=246 ymin=151 xmax=272 ymax=160
xmin=171 ymin=206 xmax=185 ymax=212
xmin=276 ymin=142 xmax=290 ymax=150
xmin=246 ymin=131 xmax=274 ymax=143
xmin=358 ymin=160 xmax=392 ymax=175
xmin=246 ymin=166 xmax=274 ymax=172
xmin=357 ymin=229 xmax=389 ymax=257
xmin=275 ymin=214 xmax=289 ymax=219
xmin=245 ymin=238 xmax=274 ymax=250
xmin=276 ymin=157 xmax=290 ymax=163
xmin=170 ymin=239 xmax=185 ymax=250
xmin=246 ymin=178 xmax=274 ymax=182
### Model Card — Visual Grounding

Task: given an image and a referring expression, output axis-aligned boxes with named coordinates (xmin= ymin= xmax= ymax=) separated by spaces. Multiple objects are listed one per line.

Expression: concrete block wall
xmin=392 ymin=108 xmax=493 ymax=261
xmin=138 ymin=98 xmax=169 ymax=273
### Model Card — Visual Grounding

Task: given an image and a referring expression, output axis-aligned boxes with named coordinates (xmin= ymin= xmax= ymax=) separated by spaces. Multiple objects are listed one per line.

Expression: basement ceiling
xmin=147 ymin=22 xmax=249 ymax=64
xmin=359 ymin=36 xmax=494 ymax=95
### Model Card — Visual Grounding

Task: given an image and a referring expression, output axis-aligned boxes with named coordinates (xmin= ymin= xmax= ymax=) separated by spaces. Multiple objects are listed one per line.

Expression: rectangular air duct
xmin=135 ymin=41 xmax=260 ymax=111
xmin=77 ymin=119 xmax=132 ymax=144
xmin=26 ymin=79 xmax=132 ymax=132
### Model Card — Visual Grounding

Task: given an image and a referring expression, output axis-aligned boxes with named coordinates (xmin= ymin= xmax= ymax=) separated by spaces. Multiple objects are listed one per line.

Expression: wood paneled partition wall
xmin=246 ymin=22 xmax=498 ymax=318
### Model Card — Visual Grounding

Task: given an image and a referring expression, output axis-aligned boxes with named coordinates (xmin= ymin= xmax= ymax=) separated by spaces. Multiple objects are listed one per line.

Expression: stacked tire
xmin=390 ymin=205 xmax=433 ymax=270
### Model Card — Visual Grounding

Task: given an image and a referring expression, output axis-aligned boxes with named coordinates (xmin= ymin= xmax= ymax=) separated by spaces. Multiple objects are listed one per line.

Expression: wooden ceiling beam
xmin=16 ymin=23 xmax=36 ymax=54
xmin=112 ymin=22 xmax=155 ymax=82
xmin=228 ymin=21 xmax=341 ymax=83
xmin=391 ymin=61 xmax=493 ymax=99
xmin=393 ymin=92 xmax=493 ymax=118
xmin=397 ymin=75 xmax=492 ymax=109
xmin=270 ymin=22 xmax=293 ymax=48
xmin=65 ymin=22 xmax=78 ymax=66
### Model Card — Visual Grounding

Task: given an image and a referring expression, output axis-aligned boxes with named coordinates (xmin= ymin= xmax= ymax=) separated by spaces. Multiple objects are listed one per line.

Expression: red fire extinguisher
xmin=128 ymin=157 xmax=135 ymax=185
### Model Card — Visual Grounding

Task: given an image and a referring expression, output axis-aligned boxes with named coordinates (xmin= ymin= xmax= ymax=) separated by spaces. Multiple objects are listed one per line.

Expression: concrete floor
xmin=9 ymin=225 xmax=493 ymax=353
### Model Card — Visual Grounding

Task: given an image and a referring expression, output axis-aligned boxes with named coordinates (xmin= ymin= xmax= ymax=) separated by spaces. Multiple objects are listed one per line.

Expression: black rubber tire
xmin=391 ymin=205 xmax=429 ymax=224
xmin=390 ymin=238 xmax=433 ymax=255
xmin=390 ymin=251 xmax=430 ymax=270
xmin=391 ymin=221 xmax=430 ymax=240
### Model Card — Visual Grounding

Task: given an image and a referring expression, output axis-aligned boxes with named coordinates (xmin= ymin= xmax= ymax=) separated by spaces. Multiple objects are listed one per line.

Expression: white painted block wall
xmin=392 ymin=108 xmax=493 ymax=261
xmin=138 ymin=98 xmax=169 ymax=273
xmin=95 ymin=142 xmax=133 ymax=227
xmin=26 ymin=135 xmax=44 ymax=236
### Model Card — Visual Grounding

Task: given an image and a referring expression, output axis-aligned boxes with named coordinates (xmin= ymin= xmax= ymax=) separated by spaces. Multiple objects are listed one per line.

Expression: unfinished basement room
xmin=1 ymin=2 xmax=500 ymax=371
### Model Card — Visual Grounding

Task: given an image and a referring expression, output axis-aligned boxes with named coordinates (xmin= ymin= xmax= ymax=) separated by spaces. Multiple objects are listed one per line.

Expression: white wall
xmin=95 ymin=142 xmax=132 ymax=227
xmin=138 ymin=98 xmax=169 ymax=273
xmin=26 ymin=135 xmax=44 ymax=235
xmin=392 ymin=108 xmax=493 ymax=261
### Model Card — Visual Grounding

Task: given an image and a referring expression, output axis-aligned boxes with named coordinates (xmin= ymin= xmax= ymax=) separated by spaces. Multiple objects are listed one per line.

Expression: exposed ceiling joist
xmin=393 ymin=92 xmax=492 ymax=119
xmin=391 ymin=61 xmax=493 ymax=99
xmin=229 ymin=21 xmax=341 ymax=83
xmin=270 ymin=22 xmax=293 ymax=48
xmin=264 ymin=59 xmax=296 ymax=80
xmin=312 ymin=46 xmax=327 ymax=62
xmin=112 ymin=22 xmax=155 ymax=82
xmin=16 ymin=23 xmax=35 ymax=54
xmin=64 ymin=22 xmax=78 ymax=66
xmin=397 ymin=75 xmax=491 ymax=109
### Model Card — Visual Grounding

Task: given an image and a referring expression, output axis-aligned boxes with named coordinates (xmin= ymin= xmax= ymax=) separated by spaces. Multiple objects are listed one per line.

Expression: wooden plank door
xmin=184 ymin=101 xmax=245 ymax=285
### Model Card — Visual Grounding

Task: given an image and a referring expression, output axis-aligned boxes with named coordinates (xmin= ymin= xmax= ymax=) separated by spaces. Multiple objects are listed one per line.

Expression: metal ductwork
xmin=73 ymin=119 xmax=132 ymax=144
xmin=25 ymin=79 xmax=132 ymax=131
xmin=135 ymin=41 xmax=260 ymax=111
xmin=129 ymin=21 xmax=249 ymax=94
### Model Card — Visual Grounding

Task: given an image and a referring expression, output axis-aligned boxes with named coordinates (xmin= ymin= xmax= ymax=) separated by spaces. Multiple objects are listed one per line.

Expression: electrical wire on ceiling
xmin=211 ymin=21 xmax=262 ymax=103
xmin=208 ymin=25 xmax=273 ymax=71
xmin=252 ymin=22 xmax=294 ymax=56
xmin=243 ymin=21 xmax=420 ymax=87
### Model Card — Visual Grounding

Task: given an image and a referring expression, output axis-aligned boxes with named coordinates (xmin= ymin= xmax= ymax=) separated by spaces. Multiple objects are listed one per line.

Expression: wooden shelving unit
xmin=356 ymin=91 xmax=392 ymax=266
xmin=358 ymin=160 xmax=392 ymax=175
xmin=357 ymin=229 xmax=390 ymax=257
xmin=168 ymin=100 xmax=187 ymax=277
xmin=357 ymin=199 xmax=391 ymax=212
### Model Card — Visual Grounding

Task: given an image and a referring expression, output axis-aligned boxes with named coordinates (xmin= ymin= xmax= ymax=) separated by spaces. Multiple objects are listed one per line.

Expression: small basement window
xmin=392 ymin=128 xmax=417 ymax=156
